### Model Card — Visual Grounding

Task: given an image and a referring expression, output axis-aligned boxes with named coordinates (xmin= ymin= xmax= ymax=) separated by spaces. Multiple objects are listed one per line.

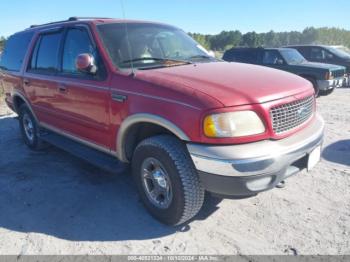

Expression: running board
xmin=40 ymin=131 xmax=128 ymax=174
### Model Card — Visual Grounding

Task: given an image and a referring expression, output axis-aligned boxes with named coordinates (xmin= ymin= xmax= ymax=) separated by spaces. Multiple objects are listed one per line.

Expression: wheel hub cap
xmin=141 ymin=157 xmax=173 ymax=209
xmin=23 ymin=113 xmax=34 ymax=142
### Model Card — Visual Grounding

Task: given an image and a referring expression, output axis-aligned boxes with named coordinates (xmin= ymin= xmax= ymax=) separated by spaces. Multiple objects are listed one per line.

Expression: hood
xmin=296 ymin=61 xmax=346 ymax=71
xmin=134 ymin=62 xmax=313 ymax=107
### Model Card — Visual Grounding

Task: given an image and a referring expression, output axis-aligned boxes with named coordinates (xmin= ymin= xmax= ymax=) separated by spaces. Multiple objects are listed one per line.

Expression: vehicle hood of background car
xmin=134 ymin=62 xmax=314 ymax=107
xmin=294 ymin=61 xmax=346 ymax=71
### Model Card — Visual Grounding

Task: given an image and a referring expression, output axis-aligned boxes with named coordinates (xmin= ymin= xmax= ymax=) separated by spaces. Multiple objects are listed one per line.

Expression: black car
xmin=223 ymin=47 xmax=346 ymax=96
xmin=287 ymin=45 xmax=350 ymax=86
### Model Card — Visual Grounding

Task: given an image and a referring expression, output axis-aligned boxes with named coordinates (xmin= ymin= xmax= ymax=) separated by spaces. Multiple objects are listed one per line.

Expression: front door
xmin=52 ymin=26 xmax=111 ymax=149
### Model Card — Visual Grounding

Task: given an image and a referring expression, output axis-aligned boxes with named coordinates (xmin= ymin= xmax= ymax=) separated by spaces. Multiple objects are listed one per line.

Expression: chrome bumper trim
xmin=187 ymin=114 xmax=324 ymax=177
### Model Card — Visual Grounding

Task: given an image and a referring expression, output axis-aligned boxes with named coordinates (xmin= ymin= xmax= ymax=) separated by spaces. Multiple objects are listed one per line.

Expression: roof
xmin=227 ymin=47 xmax=295 ymax=51
xmin=17 ymin=17 xmax=173 ymax=36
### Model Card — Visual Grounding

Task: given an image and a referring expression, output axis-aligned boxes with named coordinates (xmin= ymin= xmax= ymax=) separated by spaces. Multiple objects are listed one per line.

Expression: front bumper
xmin=187 ymin=114 xmax=324 ymax=197
xmin=343 ymin=75 xmax=349 ymax=87
xmin=317 ymin=77 xmax=343 ymax=90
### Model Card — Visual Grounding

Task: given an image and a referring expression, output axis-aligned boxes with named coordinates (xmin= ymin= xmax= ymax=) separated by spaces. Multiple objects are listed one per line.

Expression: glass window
xmin=310 ymin=47 xmax=334 ymax=61
xmin=97 ymin=23 xmax=216 ymax=70
xmin=280 ymin=49 xmax=306 ymax=65
xmin=62 ymin=28 xmax=94 ymax=74
xmin=30 ymin=32 xmax=62 ymax=72
xmin=0 ymin=31 xmax=34 ymax=71
xmin=262 ymin=50 xmax=283 ymax=65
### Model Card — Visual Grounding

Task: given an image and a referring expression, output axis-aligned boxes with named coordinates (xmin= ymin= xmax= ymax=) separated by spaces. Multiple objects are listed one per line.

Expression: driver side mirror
xmin=276 ymin=59 xmax=284 ymax=65
xmin=75 ymin=53 xmax=97 ymax=74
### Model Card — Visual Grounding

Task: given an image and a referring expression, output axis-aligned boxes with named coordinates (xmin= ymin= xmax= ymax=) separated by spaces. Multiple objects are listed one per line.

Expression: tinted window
xmin=30 ymin=32 xmax=62 ymax=73
xmin=223 ymin=49 xmax=258 ymax=63
xmin=262 ymin=50 xmax=283 ymax=65
xmin=0 ymin=32 xmax=34 ymax=71
xmin=62 ymin=28 xmax=94 ymax=74
xmin=310 ymin=47 xmax=334 ymax=61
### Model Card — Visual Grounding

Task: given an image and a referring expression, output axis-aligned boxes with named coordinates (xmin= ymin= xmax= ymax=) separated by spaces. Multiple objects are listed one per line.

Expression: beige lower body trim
xmin=40 ymin=122 xmax=118 ymax=158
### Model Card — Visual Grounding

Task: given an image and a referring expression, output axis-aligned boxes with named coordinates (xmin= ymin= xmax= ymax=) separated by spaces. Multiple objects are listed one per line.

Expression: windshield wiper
xmin=189 ymin=55 xmax=212 ymax=59
xmin=121 ymin=57 xmax=192 ymax=65
xmin=188 ymin=55 xmax=221 ymax=62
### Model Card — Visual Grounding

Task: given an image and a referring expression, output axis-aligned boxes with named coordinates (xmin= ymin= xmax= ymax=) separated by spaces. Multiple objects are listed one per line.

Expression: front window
xmin=326 ymin=46 xmax=350 ymax=60
xmin=97 ymin=23 xmax=216 ymax=70
xmin=262 ymin=50 xmax=284 ymax=65
xmin=280 ymin=49 xmax=307 ymax=65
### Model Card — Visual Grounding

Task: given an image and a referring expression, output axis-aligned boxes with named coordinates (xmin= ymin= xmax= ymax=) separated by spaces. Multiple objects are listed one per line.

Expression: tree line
xmin=1 ymin=26 xmax=350 ymax=52
xmin=0 ymin=36 xmax=5 ymax=51
xmin=189 ymin=27 xmax=350 ymax=51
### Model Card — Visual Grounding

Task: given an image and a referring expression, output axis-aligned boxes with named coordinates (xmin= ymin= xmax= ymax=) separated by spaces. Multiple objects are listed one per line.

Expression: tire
xmin=319 ymin=88 xmax=335 ymax=96
xmin=304 ymin=76 xmax=319 ymax=97
xmin=132 ymin=135 xmax=205 ymax=225
xmin=18 ymin=104 xmax=45 ymax=150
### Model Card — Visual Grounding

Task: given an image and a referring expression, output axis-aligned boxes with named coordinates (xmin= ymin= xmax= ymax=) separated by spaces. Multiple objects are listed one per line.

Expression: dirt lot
xmin=0 ymin=89 xmax=349 ymax=255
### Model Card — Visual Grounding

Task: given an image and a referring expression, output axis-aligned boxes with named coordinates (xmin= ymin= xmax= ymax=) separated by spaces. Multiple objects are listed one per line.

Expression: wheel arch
xmin=12 ymin=92 xmax=38 ymax=122
xmin=116 ymin=113 xmax=190 ymax=162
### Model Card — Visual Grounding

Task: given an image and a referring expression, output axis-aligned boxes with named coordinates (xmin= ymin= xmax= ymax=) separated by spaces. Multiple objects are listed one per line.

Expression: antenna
xmin=120 ymin=0 xmax=135 ymax=76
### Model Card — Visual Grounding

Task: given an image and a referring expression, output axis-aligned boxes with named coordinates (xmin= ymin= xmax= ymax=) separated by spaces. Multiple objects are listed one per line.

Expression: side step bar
xmin=40 ymin=130 xmax=128 ymax=174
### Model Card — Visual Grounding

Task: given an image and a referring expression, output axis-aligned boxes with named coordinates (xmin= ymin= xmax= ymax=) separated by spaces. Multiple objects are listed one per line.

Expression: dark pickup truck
xmin=286 ymin=45 xmax=350 ymax=86
xmin=223 ymin=47 xmax=346 ymax=96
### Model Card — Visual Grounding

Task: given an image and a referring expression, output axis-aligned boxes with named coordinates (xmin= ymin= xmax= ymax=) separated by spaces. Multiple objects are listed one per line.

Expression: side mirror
xmin=75 ymin=53 xmax=97 ymax=74
xmin=276 ymin=59 xmax=284 ymax=65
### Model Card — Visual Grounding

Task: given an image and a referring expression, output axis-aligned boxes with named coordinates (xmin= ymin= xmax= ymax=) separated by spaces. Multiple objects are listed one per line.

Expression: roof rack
xmin=29 ymin=17 xmax=113 ymax=29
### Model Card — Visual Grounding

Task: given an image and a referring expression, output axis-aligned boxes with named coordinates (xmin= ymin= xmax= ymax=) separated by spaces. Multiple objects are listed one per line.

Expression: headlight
xmin=203 ymin=111 xmax=265 ymax=138
xmin=325 ymin=71 xmax=334 ymax=80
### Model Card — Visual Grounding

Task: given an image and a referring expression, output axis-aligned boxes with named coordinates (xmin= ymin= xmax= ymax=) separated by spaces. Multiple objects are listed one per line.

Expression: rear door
xmin=24 ymin=29 xmax=64 ymax=122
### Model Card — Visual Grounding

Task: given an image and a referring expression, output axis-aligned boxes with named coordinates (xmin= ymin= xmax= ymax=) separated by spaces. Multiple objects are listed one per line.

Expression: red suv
xmin=0 ymin=17 xmax=324 ymax=225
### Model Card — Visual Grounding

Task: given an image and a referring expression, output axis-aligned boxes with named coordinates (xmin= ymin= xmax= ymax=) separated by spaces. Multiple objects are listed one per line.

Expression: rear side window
xmin=0 ymin=31 xmax=34 ymax=72
xmin=29 ymin=31 xmax=63 ymax=73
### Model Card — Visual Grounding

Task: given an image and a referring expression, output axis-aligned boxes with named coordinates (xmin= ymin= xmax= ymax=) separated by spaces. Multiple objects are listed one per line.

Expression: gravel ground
xmin=0 ymin=89 xmax=349 ymax=255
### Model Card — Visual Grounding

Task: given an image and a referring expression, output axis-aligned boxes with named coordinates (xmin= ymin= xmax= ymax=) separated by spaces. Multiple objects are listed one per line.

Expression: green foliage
xmin=189 ymin=27 xmax=350 ymax=51
xmin=0 ymin=36 xmax=6 ymax=51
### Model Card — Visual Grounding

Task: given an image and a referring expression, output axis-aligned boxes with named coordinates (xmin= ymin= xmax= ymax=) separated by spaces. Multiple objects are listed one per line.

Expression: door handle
xmin=23 ymin=79 xmax=30 ymax=86
xmin=111 ymin=93 xmax=127 ymax=103
xmin=58 ymin=84 xmax=68 ymax=93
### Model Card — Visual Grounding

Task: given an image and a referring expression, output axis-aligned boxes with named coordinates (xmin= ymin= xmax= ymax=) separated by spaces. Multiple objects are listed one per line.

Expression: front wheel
xmin=132 ymin=135 xmax=205 ymax=225
xmin=319 ymin=88 xmax=335 ymax=96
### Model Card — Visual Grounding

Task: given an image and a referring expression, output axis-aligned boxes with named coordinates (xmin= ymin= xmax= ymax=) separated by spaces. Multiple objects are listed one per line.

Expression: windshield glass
xmin=97 ymin=23 xmax=215 ymax=69
xmin=327 ymin=46 xmax=350 ymax=59
xmin=280 ymin=49 xmax=306 ymax=64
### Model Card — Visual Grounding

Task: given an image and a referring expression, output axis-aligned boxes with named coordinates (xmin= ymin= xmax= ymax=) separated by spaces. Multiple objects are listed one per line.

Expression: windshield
xmin=97 ymin=23 xmax=216 ymax=70
xmin=280 ymin=49 xmax=306 ymax=64
xmin=326 ymin=46 xmax=350 ymax=59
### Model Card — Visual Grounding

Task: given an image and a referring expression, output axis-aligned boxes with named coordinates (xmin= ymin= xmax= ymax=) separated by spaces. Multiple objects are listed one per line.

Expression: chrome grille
xmin=270 ymin=96 xmax=314 ymax=134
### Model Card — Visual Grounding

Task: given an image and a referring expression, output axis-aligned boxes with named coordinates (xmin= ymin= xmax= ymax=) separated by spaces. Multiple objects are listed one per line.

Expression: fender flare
xmin=12 ymin=91 xmax=39 ymax=123
xmin=116 ymin=113 xmax=190 ymax=162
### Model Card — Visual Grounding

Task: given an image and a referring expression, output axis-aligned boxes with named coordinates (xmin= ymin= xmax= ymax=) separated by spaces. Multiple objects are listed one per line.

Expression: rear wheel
xmin=132 ymin=135 xmax=205 ymax=225
xmin=304 ymin=76 xmax=319 ymax=97
xmin=18 ymin=104 xmax=45 ymax=150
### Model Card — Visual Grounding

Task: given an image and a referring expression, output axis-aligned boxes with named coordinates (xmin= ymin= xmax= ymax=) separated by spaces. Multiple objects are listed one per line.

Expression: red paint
xmin=1 ymin=19 xmax=315 ymax=152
